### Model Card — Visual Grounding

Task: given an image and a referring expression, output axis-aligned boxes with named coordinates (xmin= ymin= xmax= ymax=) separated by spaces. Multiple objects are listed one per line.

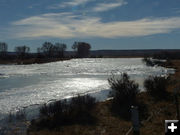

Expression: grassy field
xmin=28 ymin=60 xmax=180 ymax=135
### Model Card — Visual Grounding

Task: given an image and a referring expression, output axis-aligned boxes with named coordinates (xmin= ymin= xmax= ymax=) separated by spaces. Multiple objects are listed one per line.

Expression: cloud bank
xmin=11 ymin=12 xmax=180 ymax=39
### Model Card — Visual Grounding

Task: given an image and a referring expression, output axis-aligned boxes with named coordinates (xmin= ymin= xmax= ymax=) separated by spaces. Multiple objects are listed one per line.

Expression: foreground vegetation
xmin=108 ymin=73 xmax=140 ymax=120
xmin=28 ymin=95 xmax=96 ymax=132
xmin=26 ymin=59 xmax=180 ymax=135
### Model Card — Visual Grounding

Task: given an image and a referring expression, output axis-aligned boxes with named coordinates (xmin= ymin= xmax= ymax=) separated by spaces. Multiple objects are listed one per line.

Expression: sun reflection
xmin=64 ymin=78 xmax=108 ymax=91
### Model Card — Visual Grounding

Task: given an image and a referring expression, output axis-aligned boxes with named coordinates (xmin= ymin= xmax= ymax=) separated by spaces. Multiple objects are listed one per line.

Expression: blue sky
xmin=0 ymin=0 xmax=180 ymax=52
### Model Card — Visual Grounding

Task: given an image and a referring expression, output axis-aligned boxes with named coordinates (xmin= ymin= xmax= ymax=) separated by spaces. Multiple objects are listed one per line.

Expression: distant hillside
xmin=89 ymin=49 xmax=180 ymax=57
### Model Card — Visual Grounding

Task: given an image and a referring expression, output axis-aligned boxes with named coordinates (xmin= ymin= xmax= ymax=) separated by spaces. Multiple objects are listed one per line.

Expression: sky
xmin=0 ymin=0 xmax=180 ymax=52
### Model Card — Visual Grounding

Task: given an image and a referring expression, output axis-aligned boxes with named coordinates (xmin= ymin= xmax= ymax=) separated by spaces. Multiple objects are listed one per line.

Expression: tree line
xmin=0 ymin=41 xmax=91 ymax=60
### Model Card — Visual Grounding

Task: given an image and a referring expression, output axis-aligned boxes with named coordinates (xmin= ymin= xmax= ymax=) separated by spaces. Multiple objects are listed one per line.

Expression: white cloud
xmin=93 ymin=1 xmax=127 ymax=12
xmin=49 ymin=0 xmax=91 ymax=9
xmin=10 ymin=12 xmax=180 ymax=39
xmin=49 ymin=0 xmax=127 ymax=12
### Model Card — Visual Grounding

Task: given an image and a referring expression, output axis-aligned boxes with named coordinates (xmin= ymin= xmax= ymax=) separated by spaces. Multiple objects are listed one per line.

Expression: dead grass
xmin=28 ymin=100 xmax=131 ymax=135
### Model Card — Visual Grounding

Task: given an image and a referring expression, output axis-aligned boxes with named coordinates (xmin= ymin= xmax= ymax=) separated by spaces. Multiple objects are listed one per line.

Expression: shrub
xmin=40 ymin=100 xmax=65 ymax=117
xmin=144 ymin=76 xmax=169 ymax=100
xmin=68 ymin=95 xmax=96 ymax=124
xmin=142 ymin=57 xmax=155 ymax=66
xmin=7 ymin=109 xmax=26 ymax=123
xmin=142 ymin=57 xmax=167 ymax=67
xmin=31 ymin=95 xmax=96 ymax=131
xmin=108 ymin=73 xmax=140 ymax=119
xmin=15 ymin=109 xmax=26 ymax=120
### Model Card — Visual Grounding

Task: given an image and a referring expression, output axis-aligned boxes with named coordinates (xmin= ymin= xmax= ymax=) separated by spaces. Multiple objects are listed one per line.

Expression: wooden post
xmin=174 ymin=88 xmax=180 ymax=120
xmin=131 ymin=106 xmax=140 ymax=135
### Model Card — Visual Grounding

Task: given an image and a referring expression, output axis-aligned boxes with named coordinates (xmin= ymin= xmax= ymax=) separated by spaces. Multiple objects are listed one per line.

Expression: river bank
xmin=0 ymin=58 xmax=71 ymax=65
xmin=0 ymin=56 xmax=144 ymax=65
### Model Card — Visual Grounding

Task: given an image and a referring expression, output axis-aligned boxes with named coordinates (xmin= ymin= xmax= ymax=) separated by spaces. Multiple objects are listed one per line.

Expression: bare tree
xmin=41 ymin=42 xmax=54 ymax=57
xmin=72 ymin=42 xmax=91 ymax=58
xmin=54 ymin=43 xmax=67 ymax=58
xmin=0 ymin=42 xmax=8 ymax=58
xmin=15 ymin=45 xmax=30 ymax=59
xmin=37 ymin=47 xmax=43 ymax=58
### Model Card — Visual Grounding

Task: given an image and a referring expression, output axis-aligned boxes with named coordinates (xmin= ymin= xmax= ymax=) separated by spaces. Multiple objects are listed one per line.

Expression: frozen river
xmin=0 ymin=58 xmax=174 ymax=120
